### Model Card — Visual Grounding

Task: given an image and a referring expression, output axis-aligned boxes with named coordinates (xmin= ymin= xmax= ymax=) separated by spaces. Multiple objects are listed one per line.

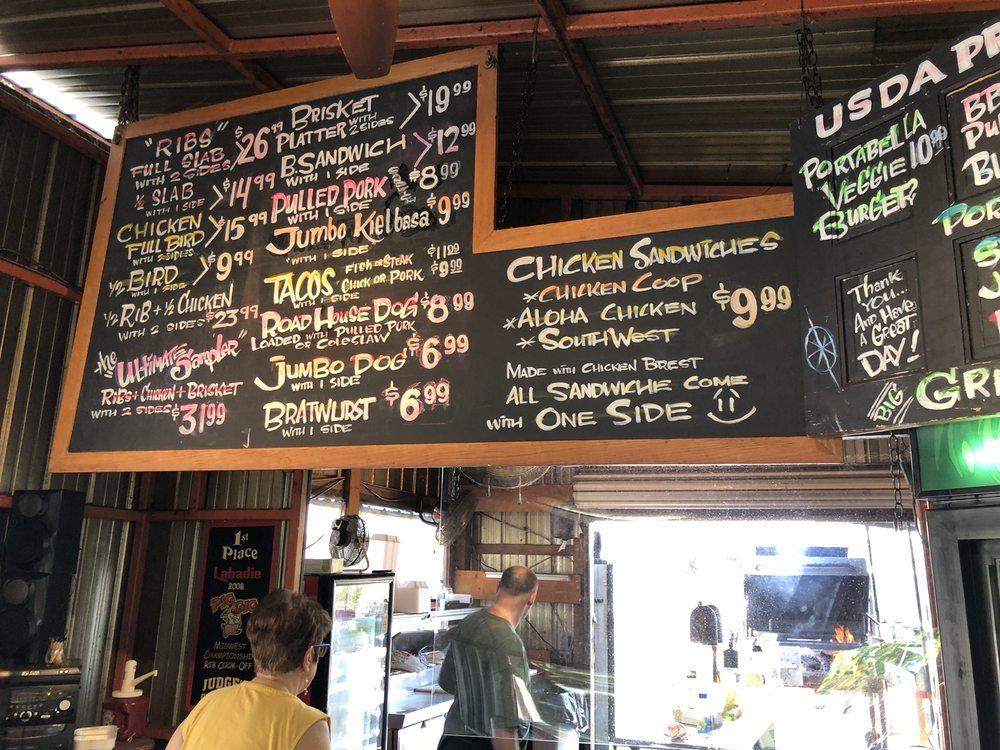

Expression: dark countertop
xmin=387 ymin=688 xmax=453 ymax=729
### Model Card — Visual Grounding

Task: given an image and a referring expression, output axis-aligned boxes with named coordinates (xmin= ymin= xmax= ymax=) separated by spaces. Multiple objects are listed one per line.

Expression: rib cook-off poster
xmin=187 ymin=522 xmax=278 ymax=709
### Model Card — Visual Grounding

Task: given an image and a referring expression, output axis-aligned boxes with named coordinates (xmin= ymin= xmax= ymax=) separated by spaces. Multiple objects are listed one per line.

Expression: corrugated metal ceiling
xmin=0 ymin=3 xmax=995 ymax=188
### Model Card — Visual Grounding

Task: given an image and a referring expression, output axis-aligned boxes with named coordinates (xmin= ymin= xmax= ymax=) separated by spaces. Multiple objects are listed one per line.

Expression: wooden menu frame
xmin=49 ymin=46 xmax=840 ymax=471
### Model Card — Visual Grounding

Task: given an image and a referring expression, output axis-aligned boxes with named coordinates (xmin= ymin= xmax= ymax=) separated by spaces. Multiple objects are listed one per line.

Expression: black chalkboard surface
xmin=840 ymin=258 xmax=925 ymax=384
xmin=792 ymin=15 xmax=1000 ymax=433
xmin=68 ymin=61 xmax=482 ymax=453
xmin=186 ymin=522 xmax=278 ymax=709
xmin=472 ymin=219 xmax=804 ymax=440
xmin=52 ymin=49 xmax=827 ymax=471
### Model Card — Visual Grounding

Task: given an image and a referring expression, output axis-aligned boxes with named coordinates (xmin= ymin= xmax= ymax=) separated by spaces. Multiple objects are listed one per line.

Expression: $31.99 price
xmin=177 ymin=402 xmax=227 ymax=435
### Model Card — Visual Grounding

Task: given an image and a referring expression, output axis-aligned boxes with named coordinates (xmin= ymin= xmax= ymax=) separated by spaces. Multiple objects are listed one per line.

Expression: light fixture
xmin=327 ymin=0 xmax=400 ymax=79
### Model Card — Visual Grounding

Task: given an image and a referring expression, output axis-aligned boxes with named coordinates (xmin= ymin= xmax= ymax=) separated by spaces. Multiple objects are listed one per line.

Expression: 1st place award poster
xmin=187 ymin=522 xmax=278 ymax=709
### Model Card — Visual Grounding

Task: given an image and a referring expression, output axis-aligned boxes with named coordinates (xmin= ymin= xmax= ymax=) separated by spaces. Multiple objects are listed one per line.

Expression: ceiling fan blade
xmin=328 ymin=0 xmax=400 ymax=79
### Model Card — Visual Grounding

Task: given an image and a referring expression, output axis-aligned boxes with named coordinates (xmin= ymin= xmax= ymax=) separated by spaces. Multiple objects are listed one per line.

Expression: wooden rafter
xmin=0 ymin=79 xmax=109 ymax=163
xmin=159 ymin=0 xmax=281 ymax=92
xmin=510 ymin=183 xmax=791 ymax=202
xmin=532 ymin=0 xmax=643 ymax=200
xmin=0 ymin=259 xmax=82 ymax=303
xmin=1 ymin=0 xmax=996 ymax=72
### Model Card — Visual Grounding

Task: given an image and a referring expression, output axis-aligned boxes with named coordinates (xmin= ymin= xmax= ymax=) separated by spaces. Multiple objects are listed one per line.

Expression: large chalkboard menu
xmin=792 ymin=16 xmax=1000 ymax=434
xmin=186 ymin=522 xmax=278 ymax=709
xmin=50 ymin=48 xmax=832 ymax=471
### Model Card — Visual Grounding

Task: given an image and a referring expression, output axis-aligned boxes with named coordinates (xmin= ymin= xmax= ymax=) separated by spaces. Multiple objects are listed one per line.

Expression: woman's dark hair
xmin=247 ymin=588 xmax=332 ymax=674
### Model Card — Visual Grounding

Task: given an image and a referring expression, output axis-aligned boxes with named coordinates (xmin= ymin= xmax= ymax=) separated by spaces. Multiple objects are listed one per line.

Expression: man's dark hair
xmin=247 ymin=588 xmax=332 ymax=674
xmin=498 ymin=566 xmax=539 ymax=597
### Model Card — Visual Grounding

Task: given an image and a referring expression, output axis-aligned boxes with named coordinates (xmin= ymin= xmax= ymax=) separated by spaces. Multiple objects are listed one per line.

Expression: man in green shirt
xmin=438 ymin=566 xmax=539 ymax=750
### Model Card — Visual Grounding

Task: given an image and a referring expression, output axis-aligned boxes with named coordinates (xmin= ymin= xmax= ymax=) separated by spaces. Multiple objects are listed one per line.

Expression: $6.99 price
xmin=382 ymin=379 xmax=451 ymax=422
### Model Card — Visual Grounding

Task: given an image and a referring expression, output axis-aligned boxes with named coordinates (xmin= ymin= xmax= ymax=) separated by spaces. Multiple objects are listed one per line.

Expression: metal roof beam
xmin=568 ymin=0 xmax=996 ymax=35
xmin=532 ymin=0 xmax=643 ymax=200
xmin=1 ymin=0 xmax=995 ymax=72
xmin=159 ymin=0 xmax=281 ymax=92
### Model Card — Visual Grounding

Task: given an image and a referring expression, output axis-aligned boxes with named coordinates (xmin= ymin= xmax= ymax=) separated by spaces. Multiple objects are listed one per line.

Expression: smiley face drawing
xmin=707 ymin=386 xmax=758 ymax=424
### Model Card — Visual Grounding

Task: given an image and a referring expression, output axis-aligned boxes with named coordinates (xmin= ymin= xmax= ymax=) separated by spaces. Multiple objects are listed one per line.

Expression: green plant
xmin=817 ymin=640 xmax=935 ymax=694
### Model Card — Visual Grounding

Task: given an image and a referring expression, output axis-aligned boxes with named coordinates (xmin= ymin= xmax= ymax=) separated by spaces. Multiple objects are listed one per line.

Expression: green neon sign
xmin=915 ymin=415 xmax=1000 ymax=494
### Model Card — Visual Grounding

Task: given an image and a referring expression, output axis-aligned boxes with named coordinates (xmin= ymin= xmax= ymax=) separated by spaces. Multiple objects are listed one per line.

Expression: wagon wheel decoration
xmin=804 ymin=317 xmax=839 ymax=386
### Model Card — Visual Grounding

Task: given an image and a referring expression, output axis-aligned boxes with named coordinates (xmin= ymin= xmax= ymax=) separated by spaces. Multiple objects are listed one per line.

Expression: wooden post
xmin=449 ymin=513 xmax=474 ymax=590
xmin=345 ymin=469 xmax=363 ymax=516
xmin=572 ymin=526 xmax=590 ymax=668
xmin=533 ymin=0 xmax=643 ymax=200
xmin=188 ymin=472 xmax=208 ymax=511
xmin=113 ymin=472 xmax=154 ymax=688
xmin=282 ymin=470 xmax=310 ymax=591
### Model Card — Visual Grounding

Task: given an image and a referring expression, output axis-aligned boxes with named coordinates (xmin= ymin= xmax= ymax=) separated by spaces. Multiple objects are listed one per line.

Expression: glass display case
xmin=305 ymin=573 xmax=394 ymax=750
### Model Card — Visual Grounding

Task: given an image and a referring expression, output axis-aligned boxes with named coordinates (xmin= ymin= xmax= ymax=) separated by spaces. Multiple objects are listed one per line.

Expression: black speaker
xmin=0 ymin=491 xmax=85 ymax=666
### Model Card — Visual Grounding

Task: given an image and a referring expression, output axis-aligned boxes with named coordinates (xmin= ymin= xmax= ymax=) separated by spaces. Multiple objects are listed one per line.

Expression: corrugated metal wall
xmin=0 ymin=107 xmax=136 ymax=725
xmin=1 ymin=109 xmax=321 ymax=732
xmin=206 ymin=470 xmax=293 ymax=510
xmin=138 ymin=470 xmax=294 ymax=729
xmin=476 ymin=511 xmax=577 ymax=661
xmin=504 ymin=195 xmax=679 ymax=228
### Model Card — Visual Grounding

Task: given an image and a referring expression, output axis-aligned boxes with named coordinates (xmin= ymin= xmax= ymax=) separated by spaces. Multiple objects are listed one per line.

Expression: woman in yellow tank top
xmin=166 ymin=589 xmax=333 ymax=750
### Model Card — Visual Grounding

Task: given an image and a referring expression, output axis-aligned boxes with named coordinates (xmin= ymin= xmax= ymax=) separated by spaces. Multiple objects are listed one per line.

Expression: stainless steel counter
xmin=387 ymin=689 xmax=453 ymax=730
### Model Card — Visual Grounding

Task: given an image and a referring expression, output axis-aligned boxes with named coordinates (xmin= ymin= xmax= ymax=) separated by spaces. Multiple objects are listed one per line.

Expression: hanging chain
xmin=114 ymin=65 xmax=141 ymax=144
xmin=889 ymin=433 xmax=907 ymax=531
xmin=498 ymin=19 xmax=539 ymax=229
xmin=796 ymin=4 xmax=824 ymax=110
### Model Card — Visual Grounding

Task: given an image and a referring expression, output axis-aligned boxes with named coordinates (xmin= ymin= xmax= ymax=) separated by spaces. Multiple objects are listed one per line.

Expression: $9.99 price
xmin=712 ymin=283 xmax=793 ymax=329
